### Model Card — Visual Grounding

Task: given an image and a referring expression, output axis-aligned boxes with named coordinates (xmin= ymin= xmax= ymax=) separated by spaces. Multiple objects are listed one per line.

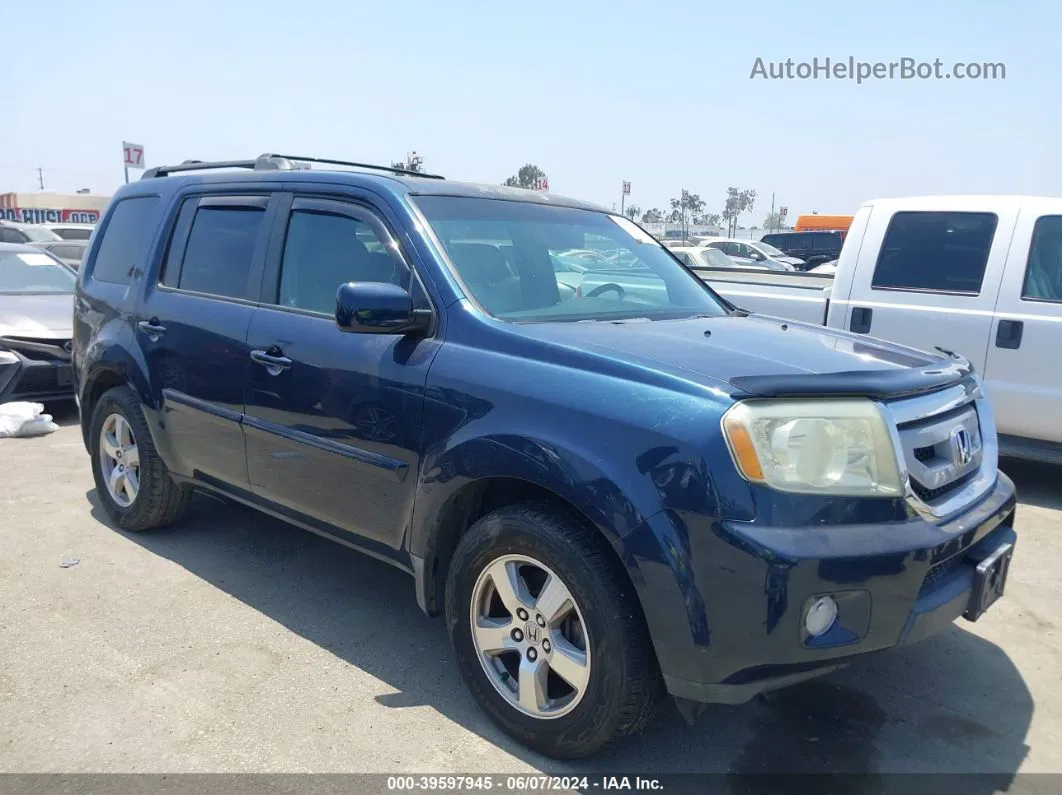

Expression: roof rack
xmin=141 ymin=153 xmax=445 ymax=180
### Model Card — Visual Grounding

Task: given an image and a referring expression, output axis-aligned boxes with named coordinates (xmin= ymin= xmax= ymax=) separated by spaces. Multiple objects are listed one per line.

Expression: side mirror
xmin=751 ymin=251 xmax=766 ymax=261
xmin=335 ymin=282 xmax=431 ymax=335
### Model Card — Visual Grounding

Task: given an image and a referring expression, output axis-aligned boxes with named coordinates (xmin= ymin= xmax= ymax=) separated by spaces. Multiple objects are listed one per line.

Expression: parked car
xmin=667 ymin=245 xmax=756 ymax=269
xmin=0 ymin=243 xmax=76 ymax=403
xmin=699 ymin=237 xmax=802 ymax=271
xmin=760 ymin=231 xmax=844 ymax=270
xmin=811 ymin=259 xmax=838 ymax=274
xmin=31 ymin=240 xmax=89 ymax=270
xmin=74 ymin=156 xmax=1018 ymax=759
xmin=699 ymin=195 xmax=1062 ymax=465
xmin=0 ymin=221 xmax=62 ymax=244
xmin=37 ymin=223 xmax=96 ymax=241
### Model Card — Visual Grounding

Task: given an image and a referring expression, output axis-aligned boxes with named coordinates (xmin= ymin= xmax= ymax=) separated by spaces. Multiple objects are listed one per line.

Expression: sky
xmin=0 ymin=0 xmax=1057 ymax=225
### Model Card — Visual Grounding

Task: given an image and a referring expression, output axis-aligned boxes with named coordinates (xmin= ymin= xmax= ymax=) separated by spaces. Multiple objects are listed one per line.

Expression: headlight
xmin=721 ymin=398 xmax=902 ymax=497
xmin=0 ymin=350 xmax=18 ymax=366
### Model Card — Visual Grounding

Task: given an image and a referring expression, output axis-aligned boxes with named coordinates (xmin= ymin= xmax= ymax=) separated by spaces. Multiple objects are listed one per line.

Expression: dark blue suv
xmin=73 ymin=155 xmax=1018 ymax=758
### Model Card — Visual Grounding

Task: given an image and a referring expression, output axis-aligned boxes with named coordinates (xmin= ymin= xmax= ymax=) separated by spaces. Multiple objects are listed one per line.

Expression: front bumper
xmin=627 ymin=473 xmax=1017 ymax=705
xmin=0 ymin=345 xmax=75 ymax=403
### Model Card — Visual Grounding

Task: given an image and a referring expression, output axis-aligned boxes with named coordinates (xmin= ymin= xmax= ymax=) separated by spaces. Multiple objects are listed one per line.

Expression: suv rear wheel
xmin=89 ymin=385 xmax=190 ymax=531
xmin=445 ymin=501 xmax=662 ymax=758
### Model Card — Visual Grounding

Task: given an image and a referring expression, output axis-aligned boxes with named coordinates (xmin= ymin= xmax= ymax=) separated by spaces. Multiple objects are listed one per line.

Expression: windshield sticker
xmin=17 ymin=253 xmax=58 ymax=266
xmin=608 ymin=215 xmax=656 ymax=245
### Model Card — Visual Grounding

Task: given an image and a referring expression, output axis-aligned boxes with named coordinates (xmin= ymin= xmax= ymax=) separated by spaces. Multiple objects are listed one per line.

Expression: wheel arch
xmin=408 ymin=435 xmax=661 ymax=619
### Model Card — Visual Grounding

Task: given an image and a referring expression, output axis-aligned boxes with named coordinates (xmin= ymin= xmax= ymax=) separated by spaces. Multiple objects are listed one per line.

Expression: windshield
xmin=0 ymin=250 xmax=77 ymax=294
xmin=704 ymin=247 xmax=737 ymax=268
xmin=18 ymin=226 xmax=62 ymax=243
xmin=416 ymin=197 xmax=728 ymax=322
xmin=754 ymin=241 xmax=786 ymax=257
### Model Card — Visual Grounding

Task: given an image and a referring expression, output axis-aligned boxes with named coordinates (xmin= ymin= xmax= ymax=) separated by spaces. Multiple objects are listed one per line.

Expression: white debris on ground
xmin=0 ymin=402 xmax=60 ymax=438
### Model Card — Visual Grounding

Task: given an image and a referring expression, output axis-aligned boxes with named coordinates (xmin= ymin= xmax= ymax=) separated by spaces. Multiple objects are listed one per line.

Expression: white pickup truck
xmin=693 ymin=196 xmax=1062 ymax=465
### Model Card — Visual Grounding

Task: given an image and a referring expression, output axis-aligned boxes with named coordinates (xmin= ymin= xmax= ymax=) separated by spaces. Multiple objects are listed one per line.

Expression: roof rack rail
xmin=141 ymin=153 xmax=444 ymax=180
xmin=263 ymin=154 xmax=445 ymax=180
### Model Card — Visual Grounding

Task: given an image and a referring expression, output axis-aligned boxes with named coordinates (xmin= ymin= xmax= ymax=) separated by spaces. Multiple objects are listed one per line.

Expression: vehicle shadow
xmin=86 ymin=490 xmax=1033 ymax=786
xmin=46 ymin=400 xmax=80 ymax=427
xmin=1000 ymin=457 xmax=1062 ymax=511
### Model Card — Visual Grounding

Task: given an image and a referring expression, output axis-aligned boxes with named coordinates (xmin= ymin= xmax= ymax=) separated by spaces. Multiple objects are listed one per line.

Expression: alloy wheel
xmin=469 ymin=554 xmax=591 ymax=719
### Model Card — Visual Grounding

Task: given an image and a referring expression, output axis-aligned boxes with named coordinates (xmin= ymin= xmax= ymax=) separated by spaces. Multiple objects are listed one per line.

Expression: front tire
xmin=445 ymin=501 xmax=662 ymax=758
xmin=89 ymin=385 xmax=190 ymax=532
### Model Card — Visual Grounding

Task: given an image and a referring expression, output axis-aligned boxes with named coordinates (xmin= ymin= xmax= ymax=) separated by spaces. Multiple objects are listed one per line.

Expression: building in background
xmin=0 ymin=191 xmax=111 ymax=224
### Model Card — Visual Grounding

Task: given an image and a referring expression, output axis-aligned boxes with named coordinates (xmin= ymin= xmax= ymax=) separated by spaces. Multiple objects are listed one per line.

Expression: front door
xmin=136 ymin=193 xmax=277 ymax=488
xmin=243 ymin=196 xmax=440 ymax=550
xmin=983 ymin=208 xmax=1062 ymax=444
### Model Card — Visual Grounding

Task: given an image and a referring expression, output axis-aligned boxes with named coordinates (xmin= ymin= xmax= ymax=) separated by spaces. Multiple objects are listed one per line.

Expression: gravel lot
xmin=1 ymin=403 xmax=1059 ymax=784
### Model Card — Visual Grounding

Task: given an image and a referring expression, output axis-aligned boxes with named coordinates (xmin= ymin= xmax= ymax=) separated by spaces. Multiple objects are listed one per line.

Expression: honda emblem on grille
xmin=951 ymin=428 xmax=973 ymax=467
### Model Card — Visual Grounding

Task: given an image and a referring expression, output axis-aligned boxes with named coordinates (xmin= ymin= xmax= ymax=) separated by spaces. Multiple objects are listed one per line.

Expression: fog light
xmin=804 ymin=596 xmax=838 ymax=637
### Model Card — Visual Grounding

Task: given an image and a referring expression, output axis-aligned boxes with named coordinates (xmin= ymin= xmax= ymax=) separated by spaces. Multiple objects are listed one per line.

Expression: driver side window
xmin=278 ymin=208 xmax=407 ymax=315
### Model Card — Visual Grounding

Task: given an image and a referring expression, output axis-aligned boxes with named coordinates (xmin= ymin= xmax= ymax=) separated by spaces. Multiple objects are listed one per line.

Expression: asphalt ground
xmin=1 ymin=403 xmax=1059 ymax=790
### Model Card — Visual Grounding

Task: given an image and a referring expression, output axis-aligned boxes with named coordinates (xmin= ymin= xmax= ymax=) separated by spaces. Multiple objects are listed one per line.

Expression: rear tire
xmin=445 ymin=501 xmax=663 ymax=758
xmin=89 ymin=385 xmax=190 ymax=532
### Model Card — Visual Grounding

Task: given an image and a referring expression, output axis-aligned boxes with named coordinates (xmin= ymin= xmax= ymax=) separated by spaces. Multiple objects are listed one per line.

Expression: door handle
xmin=250 ymin=348 xmax=293 ymax=374
xmin=137 ymin=318 xmax=167 ymax=340
xmin=995 ymin=319 xmax=1024 ymax=349
xmin=850 ymin=306 xmax=873 ymax=334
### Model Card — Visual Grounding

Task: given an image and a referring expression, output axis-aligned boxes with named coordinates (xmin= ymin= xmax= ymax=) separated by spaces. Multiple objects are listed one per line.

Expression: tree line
xmin=397 ymin=156 xmax=770 ymax=239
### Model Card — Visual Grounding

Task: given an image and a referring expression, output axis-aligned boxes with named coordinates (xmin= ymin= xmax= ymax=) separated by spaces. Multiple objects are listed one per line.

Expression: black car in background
xmin=760 ymin=231 xmax=843 ymax=270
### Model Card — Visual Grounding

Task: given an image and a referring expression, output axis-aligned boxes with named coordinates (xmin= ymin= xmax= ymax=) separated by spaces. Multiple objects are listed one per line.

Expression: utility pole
xmin=770 ymin=192 xmax=776 ymax=233
xmin=37 ymin=168 xmax=44 ymax=190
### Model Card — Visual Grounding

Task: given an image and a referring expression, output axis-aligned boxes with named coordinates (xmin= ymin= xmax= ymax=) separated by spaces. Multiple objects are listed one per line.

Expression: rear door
xmin=837 ymin=199 xmax=1019 ymax=371
xmin=983 ymin=203 xmax=1062 ymax=444
xmin=136 ymin=193 xmax=278 ymax=488
xmin=243 ymin=193 xmax=440 ymax=551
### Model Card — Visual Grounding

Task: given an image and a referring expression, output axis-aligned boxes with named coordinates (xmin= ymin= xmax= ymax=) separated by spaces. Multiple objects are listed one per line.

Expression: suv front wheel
xmin=445 ymin=501 xmax=662 ymax=758
xmin=89 ymin=385 xmax=190 ymax=531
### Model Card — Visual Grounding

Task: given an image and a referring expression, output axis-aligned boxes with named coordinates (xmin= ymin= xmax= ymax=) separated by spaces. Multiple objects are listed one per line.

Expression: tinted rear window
xmin=91 ymin=196 xmax=161 ymax=284
xmin=53 ymin=244 xmax=85 ymax=260
xmin=871 ymin=211 xmax=997 ymax=294
xmin=177 ymin=206 xmax=265 ymax=299
xmin=56 ymin=228 xmax=93 ymax=241
xmin=813 ymin=233 xmax=841 ymax=248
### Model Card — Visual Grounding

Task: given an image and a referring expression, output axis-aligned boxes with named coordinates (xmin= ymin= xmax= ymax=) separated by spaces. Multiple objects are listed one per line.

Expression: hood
xmin=511 ymin=314 xmax=966 ymax=400
xmin=776 ymin=256 xmax=806 ymax=266
xmin=0 ymin=293 xmax=75 ymax=339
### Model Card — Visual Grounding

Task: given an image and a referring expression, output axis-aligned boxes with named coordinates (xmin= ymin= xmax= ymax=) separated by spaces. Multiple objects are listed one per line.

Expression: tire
xmin=445 ymin=501 xmax=663 ymax=758
xmin=89 ymin=385 xmax=191 ymax=532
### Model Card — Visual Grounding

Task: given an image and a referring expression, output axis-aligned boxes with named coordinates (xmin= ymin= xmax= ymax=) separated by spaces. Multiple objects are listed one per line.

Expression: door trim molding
xmin=163 ymin=388 xmax=243 ymax=423
xmin=243 ymin=415 xmax=409 ymax=481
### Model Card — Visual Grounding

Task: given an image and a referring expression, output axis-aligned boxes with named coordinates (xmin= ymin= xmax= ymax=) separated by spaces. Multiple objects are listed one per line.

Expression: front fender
xmin=411 ymin=434 xmax=660 ymax=557
xmin=409 ymin=434 xmax=713 ymax=672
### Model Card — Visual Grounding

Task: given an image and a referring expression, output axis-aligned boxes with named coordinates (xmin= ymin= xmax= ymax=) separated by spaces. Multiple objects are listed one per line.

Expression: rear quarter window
xmin=871 ymin=211 xmax=998 ymax=294
xmin=90 ymin=196 xmax=162 ymax=285
xmin=1022 ymin=215 xmax=1062 ymax=302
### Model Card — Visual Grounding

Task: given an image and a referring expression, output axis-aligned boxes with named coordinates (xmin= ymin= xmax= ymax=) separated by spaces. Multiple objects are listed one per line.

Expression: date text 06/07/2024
xmin=385 ymin=775 xmax=664 ymax=791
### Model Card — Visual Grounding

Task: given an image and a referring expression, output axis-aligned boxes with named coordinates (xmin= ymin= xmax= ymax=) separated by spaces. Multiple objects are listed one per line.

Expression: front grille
xmin=11 ymin=364 xmax=72 ymax=396
xmin=913 ymin=445 xmax=935 ymax=463
xmin=910 ymin=468 xmax=978 ymax=502
xmin=0 ymin=336 xmax=71 ymax=361
xmin=920 ymin=556 xmax=965 ymax=595
xmin=896 ymin=402 xmax=982 ymax=506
